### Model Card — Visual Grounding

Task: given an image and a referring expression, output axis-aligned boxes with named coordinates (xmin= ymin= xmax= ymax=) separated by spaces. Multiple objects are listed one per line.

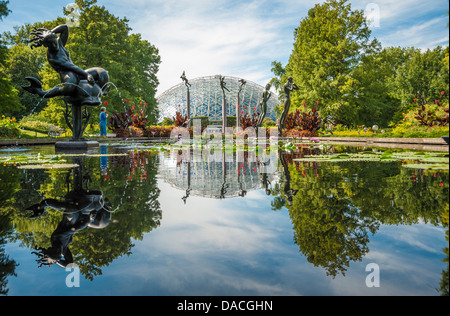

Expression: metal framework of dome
xmin=156 ymin=75 xmax=278 ymax=123
xmin=159 ymin=151 xmax=280 ymax=200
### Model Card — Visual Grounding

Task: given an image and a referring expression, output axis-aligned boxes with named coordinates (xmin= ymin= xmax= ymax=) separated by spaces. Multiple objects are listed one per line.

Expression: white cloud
xmin=112 ymin=0 xmax=295 ymax=94
xmin=373 ymin=16 xmax=449 ymax=49
xmin=2 ymin=0 xmax=448 ymax=95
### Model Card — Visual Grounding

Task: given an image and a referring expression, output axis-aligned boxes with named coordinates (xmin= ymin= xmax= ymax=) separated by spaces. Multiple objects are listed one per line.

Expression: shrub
xmin=19 ymin=120 xmax=62 ymax=134
xmin=160 ymin=117 xmax=174 ymax=126
xmin=413 ymin=92 xmax=449 ymax=127
xmin=283 ymin=127 xmax=319 ymax=138
xmin=0 ymin=116 xmax=21 ymax=138
xmin=174 ymin=112 xmax=189 ymax=127
xmin=262 ymin=117 xmax=276 ymax=127
xmin=240 ymin=112 xmax=259 ymax=129
xmin=284 ymin=102 xmax=323 ymax=134
xmin=109 ymin=108 xmax=148 ymax=138
xmin=144 ymin=125 xmax=175 ymax=138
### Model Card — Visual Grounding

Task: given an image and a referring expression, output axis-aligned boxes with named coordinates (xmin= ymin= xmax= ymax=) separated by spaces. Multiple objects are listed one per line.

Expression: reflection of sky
xmin=8 ymin=181 xmax=445 ymax=296
xmin=113 ymin=181 xmax=446 ymax=296
xmin=3 ymin=152 xmax=447 ymax=296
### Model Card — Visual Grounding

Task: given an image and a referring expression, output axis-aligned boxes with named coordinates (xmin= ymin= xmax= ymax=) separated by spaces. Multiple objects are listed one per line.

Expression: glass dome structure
xmin=156 ymin=75 xmax=279 ymax=123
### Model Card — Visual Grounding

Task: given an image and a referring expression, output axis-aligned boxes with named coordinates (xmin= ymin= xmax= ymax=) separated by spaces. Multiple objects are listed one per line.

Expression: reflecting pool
xmin=0 ymin=142 xmax=448 ymax=296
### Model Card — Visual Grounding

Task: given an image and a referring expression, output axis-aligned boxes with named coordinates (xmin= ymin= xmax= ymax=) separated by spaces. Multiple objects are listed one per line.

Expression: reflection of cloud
xmin=331 ymin=223 xmax=447 ymax=296
xmin=125 ymin=181 xmax=315 ymax=295
xmin=152 ymin=182 xmax=280 ymax=255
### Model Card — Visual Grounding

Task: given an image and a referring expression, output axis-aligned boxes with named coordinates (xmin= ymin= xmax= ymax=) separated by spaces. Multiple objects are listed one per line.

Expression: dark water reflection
xmin=0 ymin=143 xmax=448 ymax=296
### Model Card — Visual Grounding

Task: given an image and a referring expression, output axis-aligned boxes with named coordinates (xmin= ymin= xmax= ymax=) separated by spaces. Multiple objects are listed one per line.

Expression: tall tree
xmin=285 ymin=0 xmax=380 ymax=126
xmin=0 ymin=0 xmax=22 ymax=117
xmin=392 ymin=46 xmax=449 ymax=110
xmin=62 ymin=0 xmax=161 ymax=123
xmin=269 ymin=60 xmax=286 ymax=95
xmin=0 ymin=0 xmax=10 ymax=20
xmin=6 ymin=0 xmax=161 ymax=126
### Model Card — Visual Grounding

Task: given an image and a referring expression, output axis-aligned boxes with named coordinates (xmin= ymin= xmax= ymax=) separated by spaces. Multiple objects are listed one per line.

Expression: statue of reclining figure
xmin=23 ymin=24 xmax=109 ymax=106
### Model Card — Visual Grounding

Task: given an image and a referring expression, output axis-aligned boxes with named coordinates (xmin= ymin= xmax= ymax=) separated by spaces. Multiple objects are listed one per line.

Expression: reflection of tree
xmin=5 ymin=151 xmax=162 ymax=281
xmin=288 ymin=161 xmax=379 ymax=277
xmin=0 ymin=211 xmax=18 ymax=296
xmin=73 ymin=152 xmax=162 ymax=280
xmin=278 ymin=155 xmax=449 ymax=278
xmin=0 ymin=166 xmax=20 ymax=295
xmin=439 ymin=205 xmax=449 ymax=296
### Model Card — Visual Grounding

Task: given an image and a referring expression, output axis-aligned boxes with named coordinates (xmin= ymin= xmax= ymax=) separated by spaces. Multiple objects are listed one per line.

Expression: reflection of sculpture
xmin=24 ymin=160 xmax=113 ymax=268
xmin=261 ymin=172 xmax=271 ymax=196
xmin=257 ymin=83 xmax=272 ymax=128
xmin=280 ymin=150 xmax=298 ymax=205
xmin=30 ymin=204 xmax=112 ymax=268
xmin=279 ymin=77 xmax=298 ymax=136
xmin=22 ymin=24 xmax=110 ymax=141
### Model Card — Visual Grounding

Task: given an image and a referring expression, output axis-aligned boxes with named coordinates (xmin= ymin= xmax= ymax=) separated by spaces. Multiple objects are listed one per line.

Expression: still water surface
xmin=0 ymin=143 xmax=448 ymax=296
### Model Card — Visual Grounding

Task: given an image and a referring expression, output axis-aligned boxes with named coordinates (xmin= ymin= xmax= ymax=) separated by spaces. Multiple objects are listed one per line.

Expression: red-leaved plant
xmin=414 ymin=91 xmax=449 ymax=127
xmin=173 ymin=112 xmax=190 ymax=128
xmin=284 ymin=101 xmax=323 ymax=134
xmin=240 ymin=112 xmax=260 ymax=129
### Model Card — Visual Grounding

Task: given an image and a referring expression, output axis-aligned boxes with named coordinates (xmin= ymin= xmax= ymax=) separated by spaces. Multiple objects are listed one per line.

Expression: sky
xmin=1 ymin=0 xmax=449 ymax=96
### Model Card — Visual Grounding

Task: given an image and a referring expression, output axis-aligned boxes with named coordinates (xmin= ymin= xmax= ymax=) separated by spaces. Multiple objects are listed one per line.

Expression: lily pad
xmin=293 ymin=150 xmax=449 ymax=168
xmin=401 ymin=163 xmax=449 ymax=170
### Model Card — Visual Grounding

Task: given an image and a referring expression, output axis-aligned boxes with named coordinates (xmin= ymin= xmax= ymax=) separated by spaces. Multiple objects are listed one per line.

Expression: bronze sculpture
xmin=237 ymin=79 xmax=246 ymax=129
xmin=219 ymin=76 xmax=229 ymax=132
xmin=22 ymin=24 xmax=110 ymax=143
xmin=257 ymin=83 xmax=272 ymax=128
xmin=180 ymin=71 xmax=191 ymax=128
xmin=279 ymin=77 xmax=298 ymax=136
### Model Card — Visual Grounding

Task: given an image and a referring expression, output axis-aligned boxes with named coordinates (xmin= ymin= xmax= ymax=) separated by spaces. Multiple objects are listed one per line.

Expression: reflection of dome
xmin=158 ymin=151 xmax=279 ymax=199
xmin=157 ymin=75 xmax=279 ymax=123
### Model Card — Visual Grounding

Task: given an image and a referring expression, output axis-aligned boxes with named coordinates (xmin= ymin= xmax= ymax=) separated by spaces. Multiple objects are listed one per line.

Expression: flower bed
xmin=0 ymin=116 xmax=21 ymax=138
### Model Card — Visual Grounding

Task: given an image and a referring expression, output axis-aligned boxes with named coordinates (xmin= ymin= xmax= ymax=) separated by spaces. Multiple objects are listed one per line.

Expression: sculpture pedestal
xmin=55 ymin=140 xmax=99 ymax=151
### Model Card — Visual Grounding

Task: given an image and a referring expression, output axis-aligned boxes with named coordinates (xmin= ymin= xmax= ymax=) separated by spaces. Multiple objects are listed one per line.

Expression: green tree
xmin=6 ymin=0 xmax=161 ymax=128
xmin=0 ymin=0 xmax=22 ymax=117
xmin=392 ymin=46 xmax=449 ymax=112
xmin=6 ymin=44 xmax=48 ymax=118
xmin=0 ymin=0 xmax=10 ymax=20
xmin=269 ymin=60 xmax=286 ymax=96
xmin=285 ymin=0 xmax=380 ymax=126
xmin=351 ymin=50 xmax=402 ymax=127
xmin=60 ymin=0 xmax=161 ymax=124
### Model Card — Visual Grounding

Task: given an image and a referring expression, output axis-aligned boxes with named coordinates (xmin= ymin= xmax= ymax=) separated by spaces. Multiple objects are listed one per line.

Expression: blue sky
xmin=1 ymin=0 xmax=449 ymax=95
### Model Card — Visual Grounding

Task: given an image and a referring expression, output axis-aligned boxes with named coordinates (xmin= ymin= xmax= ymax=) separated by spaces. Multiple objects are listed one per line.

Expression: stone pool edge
xmin=1 ymin=136 xmax=449 ymax=152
